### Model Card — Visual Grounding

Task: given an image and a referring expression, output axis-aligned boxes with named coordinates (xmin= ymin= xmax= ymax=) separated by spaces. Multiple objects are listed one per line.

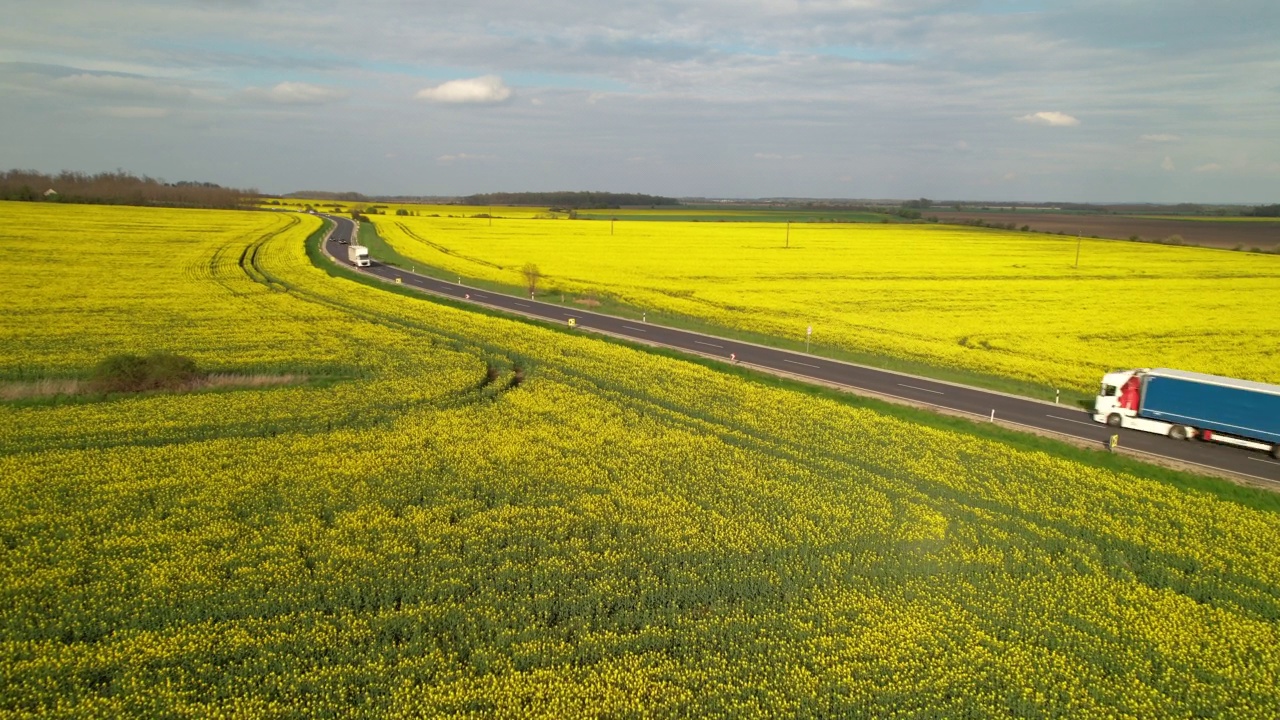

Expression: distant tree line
xmin=1248 ymin=204 xmax=1280 ymax=217
xmin=284 ymin=190 xmax=369 ymax=202
xmin=0 ymin=169 xmax=255 ymax=209
xmin=769 ymin=199 xmax=925 ymax=220
xmin=463 ymin=191 xmax=679 ymax=209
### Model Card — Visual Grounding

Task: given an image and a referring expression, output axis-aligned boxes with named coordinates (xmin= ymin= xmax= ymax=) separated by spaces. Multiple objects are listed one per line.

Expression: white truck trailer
xmin=1093 ymin=368 xmax=1280 ymax=459
xmin=348 ymin=245 xmax=371 ymax=267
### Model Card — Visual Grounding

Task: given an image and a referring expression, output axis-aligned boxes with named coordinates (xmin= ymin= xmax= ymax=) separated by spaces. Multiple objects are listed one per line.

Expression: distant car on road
xmin=338 ymin=238 xmax=348 ymax=244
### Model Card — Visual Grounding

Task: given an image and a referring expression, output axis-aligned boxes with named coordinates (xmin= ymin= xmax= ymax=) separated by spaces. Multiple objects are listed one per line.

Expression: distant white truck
xmin=348 ymin=245 xmax=371 ymax=267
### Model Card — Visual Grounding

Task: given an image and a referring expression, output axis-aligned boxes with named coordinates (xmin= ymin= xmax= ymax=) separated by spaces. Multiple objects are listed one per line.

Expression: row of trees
xmin=0 ymin=169 xmax=256 ymax=209
xmin=464 ymin=191 xmax=679 ymax=209
xmin=283 ymin=190 xmax=367 ymax=202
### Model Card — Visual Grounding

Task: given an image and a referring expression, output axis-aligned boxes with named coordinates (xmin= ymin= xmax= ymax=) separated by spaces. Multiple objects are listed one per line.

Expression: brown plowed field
xmin=928 ymin=212 xmax=1280 ymax=250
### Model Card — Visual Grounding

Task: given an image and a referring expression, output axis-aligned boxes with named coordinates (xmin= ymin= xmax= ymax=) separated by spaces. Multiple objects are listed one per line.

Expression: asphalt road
xmin=322 ymin=216 xmax=1280 ymax=487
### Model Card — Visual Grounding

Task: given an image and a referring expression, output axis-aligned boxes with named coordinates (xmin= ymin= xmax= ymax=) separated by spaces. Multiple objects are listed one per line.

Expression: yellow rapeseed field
xmin=3 ymin=200 xmax=1280 ymax=717
xmin=371 ymin=213 xmax=1280 ymax=393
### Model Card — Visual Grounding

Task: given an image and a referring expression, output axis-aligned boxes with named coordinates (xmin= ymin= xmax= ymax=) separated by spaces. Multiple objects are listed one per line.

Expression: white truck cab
xmin=1092 ymin=368 xmax=1181 ymax=436
xmin=1093 ymin=370 xmax=1138 ymax=426
xmin=348 ymin=244 xmax=371 ymax=268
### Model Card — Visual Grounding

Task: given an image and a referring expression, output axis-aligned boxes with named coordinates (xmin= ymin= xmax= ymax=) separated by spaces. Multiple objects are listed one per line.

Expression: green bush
xmin=89 ymin=352 xmax=202 ymax=393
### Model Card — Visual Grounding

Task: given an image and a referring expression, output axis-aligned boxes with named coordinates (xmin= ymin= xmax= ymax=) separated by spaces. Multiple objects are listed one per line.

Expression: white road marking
xmin=695 ymin=341 xmax=723 ymax=348
xmin=563 ymin=313 xmax=580 ymax=318
xmin=784 ymin=359 xmax=820 ymax=369
xmin=514 ymin=301 xmax=531 ymax=307
xmin=324 ymin=257 xmax=1278 ymax=487
xmin=622 ymin=325 xmax=647 ymax=333
xmin=1046 ymin=414 xmax=1098 ymax=427
xmin=472 ymin=293 xmax=488 ymax=298
xmin=898 ymin=383 xmax=944 ymax=395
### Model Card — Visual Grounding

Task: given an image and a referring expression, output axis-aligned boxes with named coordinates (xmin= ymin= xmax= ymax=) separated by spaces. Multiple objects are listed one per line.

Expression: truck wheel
xmin=1106 ymin=414 xmax=1122 ymax=428
xmin=1169 ymin=425 xmax=1190 ymax=441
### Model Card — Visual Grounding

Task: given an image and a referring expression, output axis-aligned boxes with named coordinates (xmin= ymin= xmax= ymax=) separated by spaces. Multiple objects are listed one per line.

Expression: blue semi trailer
xmin=1093 ymin=368 xmax=1280 ymax=459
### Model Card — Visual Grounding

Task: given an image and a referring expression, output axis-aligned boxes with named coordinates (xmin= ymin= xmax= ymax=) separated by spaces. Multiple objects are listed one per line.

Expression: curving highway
xmin=321 ymin=215 xmax=1280 ymax=487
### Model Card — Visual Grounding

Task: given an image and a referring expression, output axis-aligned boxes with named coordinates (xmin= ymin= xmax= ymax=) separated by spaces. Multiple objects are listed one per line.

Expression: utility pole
xmin=1074 ymin=232 xmax=1082 ymax=269
xmin=786 ymin=221 xmax=791 ymax=249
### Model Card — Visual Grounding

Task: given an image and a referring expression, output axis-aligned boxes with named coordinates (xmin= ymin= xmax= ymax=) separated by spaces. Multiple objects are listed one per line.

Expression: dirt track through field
xmin=929 ymin=212 xmax=1280 ymax=250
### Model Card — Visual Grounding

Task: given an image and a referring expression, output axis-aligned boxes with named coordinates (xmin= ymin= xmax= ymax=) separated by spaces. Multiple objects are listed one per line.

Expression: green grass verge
xmin=706 ymin=356 xmax=1280 ymax=514
xmin=355 ymin=220 xmax=1091 ymax=408
xmin=309 ymin=221 xmax=1280 ymax=512
xmin=315 ymin=220 xmax=510 ymax=314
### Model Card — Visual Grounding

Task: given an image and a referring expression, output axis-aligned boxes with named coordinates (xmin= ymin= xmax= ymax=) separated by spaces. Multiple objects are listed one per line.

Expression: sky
xmin=2 ymin=0 xmax=1278 ymax=202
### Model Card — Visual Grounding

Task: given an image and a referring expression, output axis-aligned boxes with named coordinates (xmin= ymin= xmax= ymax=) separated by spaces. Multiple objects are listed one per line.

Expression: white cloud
xmin=5 ymin=3 xmax=1279 ymax=202
xmin=243 ymin=82 xmax=348 ymax=105
xmin=1015 ymin=111 xmax=1080 ymax=127
xmin=436 ymin=153 xmax=495 ymax=164
xmin=416 ymin=76 xmax=511 ymax=104
xmin=1194 ymin=162 xmax=1221 ymax=173
xmin=1161 ymin=156 xmax=1175 ymax=172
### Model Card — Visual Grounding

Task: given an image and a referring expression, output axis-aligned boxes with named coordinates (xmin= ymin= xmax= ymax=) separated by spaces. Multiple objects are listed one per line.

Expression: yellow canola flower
xmin=372 ymin=213 xmax=1280 ymax=393
xmin=1 ymin=201 xmax=1280 ymax=718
